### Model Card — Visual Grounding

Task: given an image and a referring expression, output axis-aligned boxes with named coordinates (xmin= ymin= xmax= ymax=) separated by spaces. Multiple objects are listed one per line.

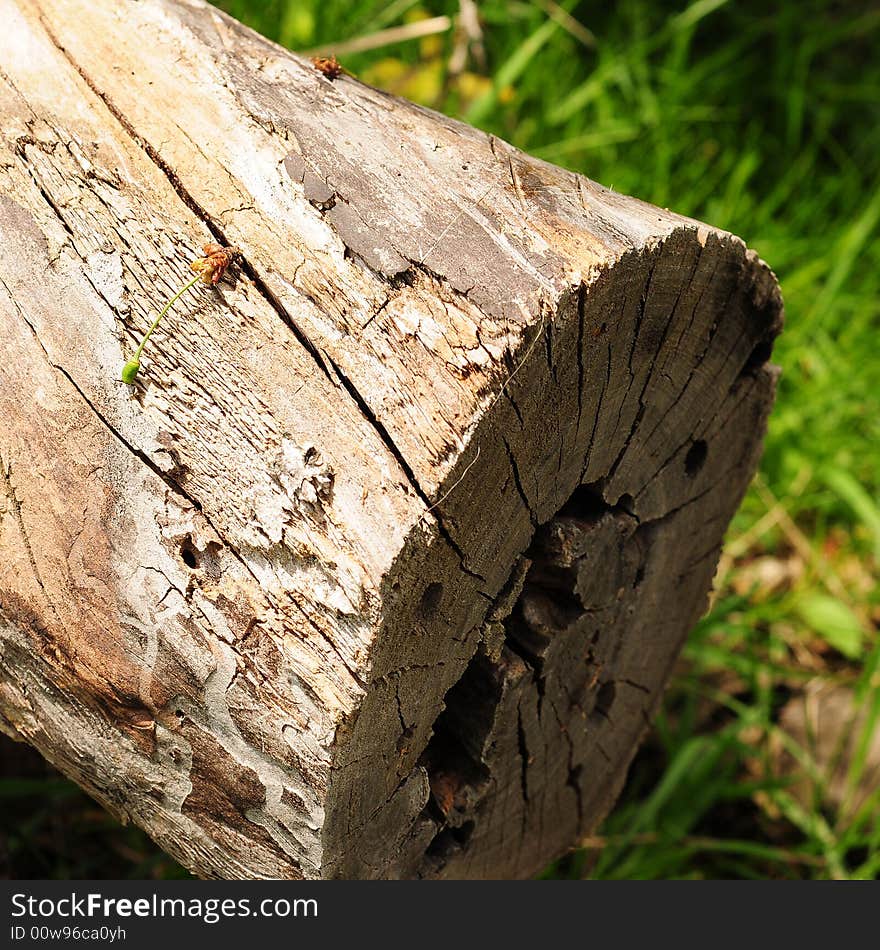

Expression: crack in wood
xmin=20 ymin=22 xmax=491 ymax=599
xmin=605 ymin=238 xmax=704 ymax=486
xmin=34 ymin=9 xmax=347 ymax=396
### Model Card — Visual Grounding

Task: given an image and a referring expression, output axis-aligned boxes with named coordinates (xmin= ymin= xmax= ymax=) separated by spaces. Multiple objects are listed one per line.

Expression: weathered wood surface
xmin=0 ymin=0 xmax=782 ymax=879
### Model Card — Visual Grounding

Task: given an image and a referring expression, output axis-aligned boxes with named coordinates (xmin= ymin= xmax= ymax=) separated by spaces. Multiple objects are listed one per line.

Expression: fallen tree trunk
xmin=0 ymin=0 xmax=782 ymax=879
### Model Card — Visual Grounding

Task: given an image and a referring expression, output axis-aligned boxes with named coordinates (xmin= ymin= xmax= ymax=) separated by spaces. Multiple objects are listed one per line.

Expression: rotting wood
xmin=0 ymin=0 xmax=783 ymax=879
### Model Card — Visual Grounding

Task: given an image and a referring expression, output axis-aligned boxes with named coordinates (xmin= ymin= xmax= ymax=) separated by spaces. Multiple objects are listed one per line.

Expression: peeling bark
xmin=0 ymin=0 xmax=782 ymax=879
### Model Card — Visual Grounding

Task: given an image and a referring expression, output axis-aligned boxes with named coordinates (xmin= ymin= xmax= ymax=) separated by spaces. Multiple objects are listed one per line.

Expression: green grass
xmin=4 ymin=0 xmax=877 ymax=880
xmin=0 ymin=755 xmax=190 ymax=879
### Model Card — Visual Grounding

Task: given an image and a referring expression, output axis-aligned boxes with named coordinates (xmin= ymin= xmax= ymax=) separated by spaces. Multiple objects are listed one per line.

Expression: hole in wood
xmin=594 ymin=680 xmax=616 ymax=719
xmin=617 ymin=492 xmax=635 ymax=515
xmin=557 ymin=482 xmax=608 ymax=521
xmin=425 ymin=820 xmax=475 ymax=860
xmin=416 ymin=482 xmax=650 ymax=873
xmin=179 ymin=538 xmax=199 ymax=570
xmin=684 ymin=440 xmax=708 ymax=478
xmin=741 ymin=338 xmax=774 ymax=376
xmin=420 ymin=651 xmax=496 ymax=867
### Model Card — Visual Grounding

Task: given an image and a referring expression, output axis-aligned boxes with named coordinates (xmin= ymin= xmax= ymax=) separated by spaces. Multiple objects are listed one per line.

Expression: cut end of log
xmin=322 ymin=228 xmax=782 ymax=879
xmin=0 ymin=0 xmax=782 ymax=879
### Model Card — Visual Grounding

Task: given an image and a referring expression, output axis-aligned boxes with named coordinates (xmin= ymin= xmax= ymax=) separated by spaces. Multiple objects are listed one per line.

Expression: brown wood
xmin=0 ymin=0 xmax=782 ymax=879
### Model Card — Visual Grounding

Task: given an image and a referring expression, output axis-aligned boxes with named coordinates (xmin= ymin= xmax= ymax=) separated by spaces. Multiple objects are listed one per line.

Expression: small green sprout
xmin=121 ymin=244 xmax=240 ymax=383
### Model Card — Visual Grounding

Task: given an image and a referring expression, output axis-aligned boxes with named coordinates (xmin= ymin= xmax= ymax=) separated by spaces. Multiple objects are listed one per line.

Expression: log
xmin=0 ymin=0 xmax=783 ymax=879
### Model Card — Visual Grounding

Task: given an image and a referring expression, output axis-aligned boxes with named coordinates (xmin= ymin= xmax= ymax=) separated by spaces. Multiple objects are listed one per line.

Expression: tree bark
xmin=0 ymin=0 xmax=782 ymax=879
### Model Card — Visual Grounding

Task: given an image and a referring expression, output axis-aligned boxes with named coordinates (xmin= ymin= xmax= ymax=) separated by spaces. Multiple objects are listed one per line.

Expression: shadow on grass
xmin=0 ymin=733 xmax=189 ymax=880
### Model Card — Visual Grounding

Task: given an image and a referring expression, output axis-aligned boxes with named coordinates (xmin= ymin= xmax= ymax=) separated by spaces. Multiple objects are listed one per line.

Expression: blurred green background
xmin=3 ymin=0 xmax=878 ymax=880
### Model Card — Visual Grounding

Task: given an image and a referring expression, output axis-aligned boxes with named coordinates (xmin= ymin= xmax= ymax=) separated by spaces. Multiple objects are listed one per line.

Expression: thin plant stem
xmin=134 ymin=274 xmax=201 ymax=363
xmin=122 ymin=273 xmax=202 ymax=382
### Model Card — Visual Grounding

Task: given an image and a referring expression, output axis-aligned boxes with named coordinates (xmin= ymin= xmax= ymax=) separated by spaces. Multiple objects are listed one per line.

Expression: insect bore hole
xmin=741 ymin=338 xmax=774 ymax=377
xmin=617 ymin=493 xmax=635 ymax=515
xmin=594 ymin=681 xmax=616 ymax=719
xmin=180 ymin=538 xmax=199 ymax=570
xmin=684 ymin=440 xmax=708 ymax=478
